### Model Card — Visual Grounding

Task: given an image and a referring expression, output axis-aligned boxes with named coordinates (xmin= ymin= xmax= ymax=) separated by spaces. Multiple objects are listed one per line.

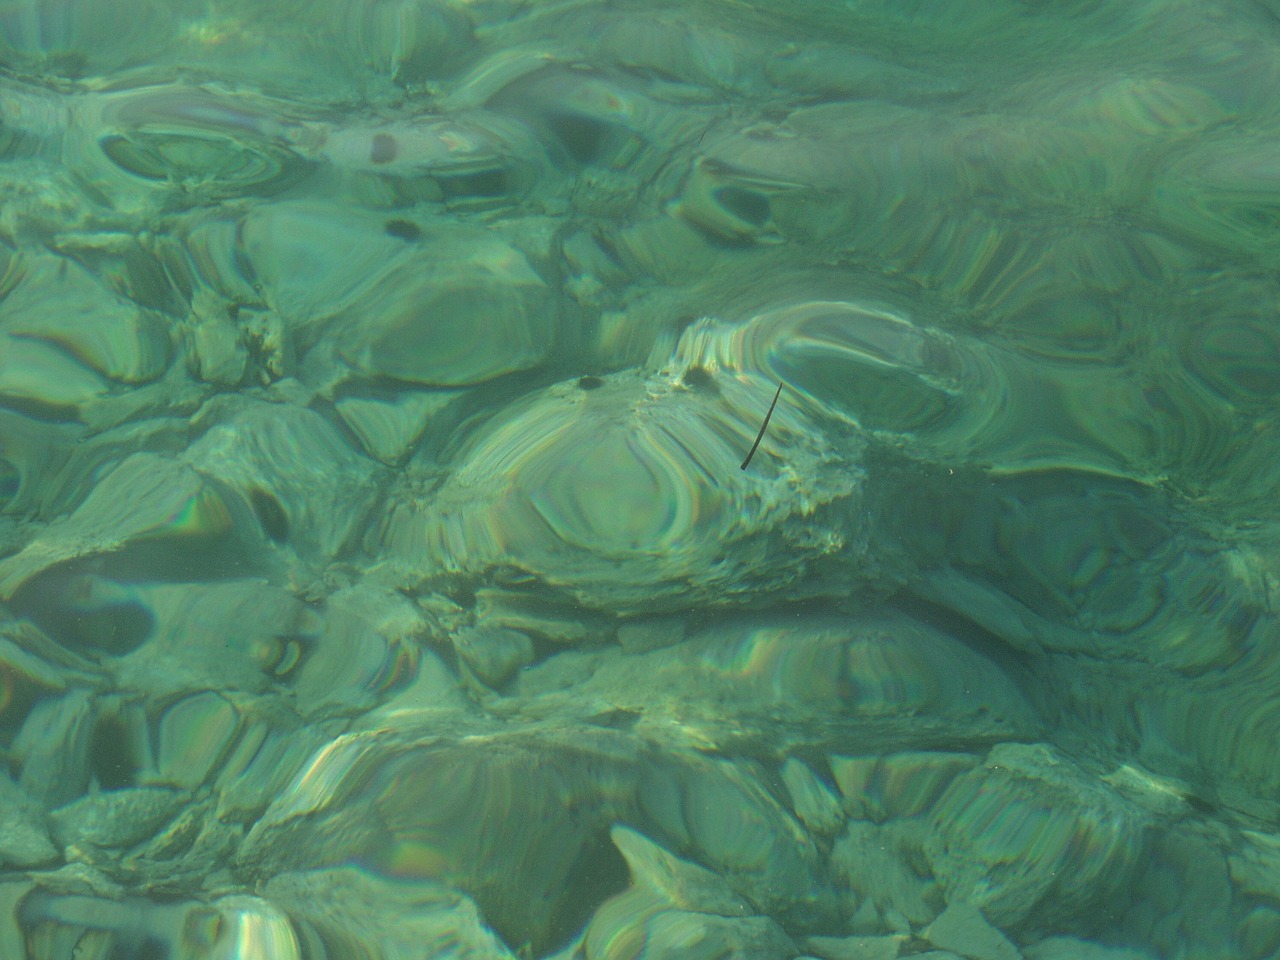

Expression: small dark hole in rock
xmin=714 ymin=186 xmax=771 ymax=226
xmin=681 ymin=365 xmax=720 ymax=394
xmin=90 ymin=713 xmax=137 ymax=789
xmin=249 ymin=487 xmax=289 ymax=543
xmin=384 ymin=218 xmax=421 ymax=241
xmin=547 ymin=112 xmax=611 ymax=164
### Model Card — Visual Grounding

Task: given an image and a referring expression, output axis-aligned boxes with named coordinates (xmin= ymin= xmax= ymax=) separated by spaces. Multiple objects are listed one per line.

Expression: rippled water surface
xmin=3 ymin=1 xmax=1280 ymax=958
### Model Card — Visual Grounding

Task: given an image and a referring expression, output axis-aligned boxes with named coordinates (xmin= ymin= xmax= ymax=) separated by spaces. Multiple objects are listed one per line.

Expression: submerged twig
xmin=740 ymin=382 xmax=783 ymax=470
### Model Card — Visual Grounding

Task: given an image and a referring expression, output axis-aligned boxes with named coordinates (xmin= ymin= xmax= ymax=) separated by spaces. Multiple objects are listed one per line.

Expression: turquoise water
xmin=2 ymin=1 xmax=1280 ymax=958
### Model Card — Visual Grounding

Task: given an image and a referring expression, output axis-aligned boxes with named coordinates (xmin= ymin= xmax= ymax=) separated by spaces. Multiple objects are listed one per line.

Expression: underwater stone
xmin=1150 ymin=131 xmax=1280 ymax=260
xmin=202 ymin=895 xmax=303 ymax=960
xmin=615 ymin=615 xmax=686 ymax=654
xmin=151 ymin=691 xmax=242 ymax=789
xmin=473 ymin=587 xmax=612 ymax=644
xmin=0 ymin=408 xmax=83 ymax=520
xmin=125 ymin=792 xmax=216 ymax=866
xmin=0 ymin=454 xmax=249 ymax=604
xmin=1024 ymin=939 xmax=1156 ymax=960
xmin=0 ymin=881 xmax=27 ymax=959
xmin=1130 ymin=826 xmax=1234 ymax=959
xmin=16 ymin=887 xmax=302 ymax=960
xmin=668 ymin=298 xmax=1015 ymax=471
xmin=0 ymin=774 xmax=58 ymax=868
xmin=637 ymin=754 xmax=835 ymax=927
xmin=183 ymin=398 xmax=379 ymax=562
xmin=239 ymin=726 xmax=643 ymax=955
xmin=1237 ymin=907 xmax=1280 ymax=960
xmin=1124 ymin=642 xmax=1280 ymax=820
xmin=0 ymin=4 xmax=168 ymax=79
xmin=330 ymin=227 xmax=556 ymax=387
xmin=289 ymin=583 xmax=427 ymax=716
xmin=235 ymin=201 xmax=407 ymax=331
xmin=378 ymin=359 xmax=862 ymax=611
xmin=0 ymin=252 xmax=172 ymax=385
xmin=0 ymin=332 xmax=107 ymax=412
xmin=923 ymin=901 xmax=1022 ymax=960
xmin=1043 ymin=70 xmax=1227 ymax=139
xmin=487 ymin=60 xmax=700 ymax=182
xmin=183 ymin=308 xmax=248 ymax=386
xmin=1100 ymin=763 xmax=1194 ymax=819
xmin=310 ymin=108 xmax=547 ymax=206
xmin=265 ymin=866 xmax=518 ymax=960
xmin=609 ymin=825 xmax=750 ymax=917
xmin=452 ymin=624 xmax=534 ymax=689
xmin=1228 ymin=831 xmax=1280 ymax=905
xmin=352 ymin=639 xmax=475 ymax=721
xmin=926 ymin=743 xmax=1148 ymax=929
xmin=213 ymin=713 xmax=335 ymax=824
xmin=686 ymin=613 xmax=1034 ymax=734
xmin=583 ymin=889 xmax=796 ymax=960
xmin=593 ymin=11 xmax=769 ymax=96
xmin=50 ymin=786 xmax=186 ymax=850
xmin=12 ymin=688 xmax=97 ymax=808
xmin=0 ymin=618 xmax=103 ymax=701
xmin=109 ymin=580 xmax=317 ymax=698
xmin=333 ymin=389 xmax=457 ymax=465
xmin=829 ymin=818 xmax=943 ymax=929
xmin=830 ymin=751 xmax=979 ymax=823
xmin=81 ymin=82 xmax=316 ymax=206
xmin=765 ymin=43 xmax=962 ymax=102
xmin=779 ymin=758 xmax=844 ymax=838
xmin=507 ymin=610 xmax=1038 ymax=760
xmin=337 ymin=0 xmax=474 ymax=86
xmin=804 ymin=934 xmax=906 ymax=960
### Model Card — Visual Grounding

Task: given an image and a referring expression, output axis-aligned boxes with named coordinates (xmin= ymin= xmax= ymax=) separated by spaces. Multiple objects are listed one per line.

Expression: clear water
xmin=2 ymin=1 xmax=1280 ymax=958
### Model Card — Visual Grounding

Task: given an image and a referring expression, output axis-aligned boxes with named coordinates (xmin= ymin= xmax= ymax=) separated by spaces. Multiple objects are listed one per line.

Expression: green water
xmin=1 ymin=1 xmax=1279 ymax=958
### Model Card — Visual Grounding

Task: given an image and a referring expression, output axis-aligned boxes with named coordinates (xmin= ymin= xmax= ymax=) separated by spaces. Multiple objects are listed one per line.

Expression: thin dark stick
xmin=740 ymin=382 xmax=783 ymax=470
